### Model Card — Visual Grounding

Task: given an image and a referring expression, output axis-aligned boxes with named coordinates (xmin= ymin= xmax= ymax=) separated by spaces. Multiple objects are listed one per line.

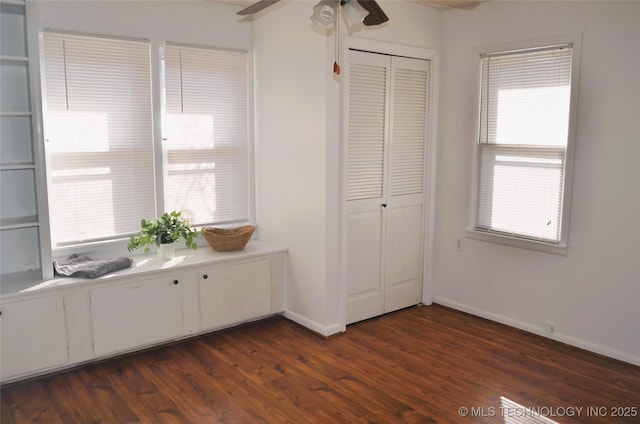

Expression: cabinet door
xmin=199 ymin=260 xmax=271 ymax=330
xmin=1 ymin=295 xmax=68 ymax=379
xmin=90 ymin=277 xmax=184 ymax=356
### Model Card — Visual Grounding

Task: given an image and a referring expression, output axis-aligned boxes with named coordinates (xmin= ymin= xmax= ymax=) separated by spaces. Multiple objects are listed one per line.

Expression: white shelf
xmin=0 ymin=215 xmax=38 ymax=230
xmin=0 ymin=55 xmax=28 ymax=62
xmin=0 ymin=163 xmax=35 ymax=170
xmin=0 ymin=239 xmax=285 ymax=296
xmin=1 ymin=0 xmax=48 ymax=282
xmin=0 ymin=112 xmax=32 ymax=118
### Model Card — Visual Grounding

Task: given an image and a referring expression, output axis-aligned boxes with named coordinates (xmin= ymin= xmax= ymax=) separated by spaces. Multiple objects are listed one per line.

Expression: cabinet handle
xmin=203 ymin=274 xmax=208 ymax=279
xmin=173 ymin=279 xmax=179 ymax=285
xmin=381 ymin=203 xmax=387 ymax=208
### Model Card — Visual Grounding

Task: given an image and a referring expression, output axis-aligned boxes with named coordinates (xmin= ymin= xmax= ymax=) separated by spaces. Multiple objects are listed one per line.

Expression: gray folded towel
xmin=53 ymin=254 xmax=133 ymax=279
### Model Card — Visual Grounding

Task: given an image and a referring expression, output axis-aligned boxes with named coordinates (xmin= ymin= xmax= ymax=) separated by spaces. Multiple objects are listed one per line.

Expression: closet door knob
xmin=173 ymin=279 xmax=179 ymax=285
xmin=203 ymin=274 xmax=208 ymax=279
xmin=381 ymin=203 xmax=387 ymax=208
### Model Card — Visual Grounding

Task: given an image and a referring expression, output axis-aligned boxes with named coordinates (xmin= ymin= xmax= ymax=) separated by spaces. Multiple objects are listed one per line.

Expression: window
xmin=162 ymin=44 xmax=250 ymax=227
xmin=41 ymin=33 xmax=252 ymax=252
xmin=42 ymin=32 xmax=155 ymax=248
xmin=471 ymin=41 xmax=578 ymax=252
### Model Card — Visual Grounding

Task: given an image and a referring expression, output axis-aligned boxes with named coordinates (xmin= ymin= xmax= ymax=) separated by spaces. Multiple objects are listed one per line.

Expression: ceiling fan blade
xmin=237 ymin=0 xmax=280 ymax=16
xmin=355 ymin=0 xmax=389 ymax=26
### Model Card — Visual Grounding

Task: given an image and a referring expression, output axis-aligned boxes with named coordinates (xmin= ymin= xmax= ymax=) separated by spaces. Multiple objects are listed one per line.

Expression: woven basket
xmin=203 ymin=225 xmax=255 ymax=252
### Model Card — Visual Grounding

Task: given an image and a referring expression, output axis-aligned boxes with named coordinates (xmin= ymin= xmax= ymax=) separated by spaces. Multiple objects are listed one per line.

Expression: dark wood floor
xmin=2 ymin=305 xmax=639 ymax=423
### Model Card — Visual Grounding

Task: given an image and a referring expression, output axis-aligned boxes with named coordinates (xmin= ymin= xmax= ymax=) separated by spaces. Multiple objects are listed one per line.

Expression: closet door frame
xmin=339 ymin=37 xmax=440 ymax=327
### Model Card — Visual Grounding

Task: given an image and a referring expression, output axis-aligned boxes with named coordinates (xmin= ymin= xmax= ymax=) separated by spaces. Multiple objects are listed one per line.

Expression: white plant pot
xmin=157 ymin=242 xmax=176 ymax=260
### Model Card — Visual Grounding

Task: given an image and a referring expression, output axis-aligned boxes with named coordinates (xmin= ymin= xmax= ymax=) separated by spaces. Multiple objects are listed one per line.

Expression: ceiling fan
xmin=237 ymin=0 xmax=389 ymax=27
xmin=237 ymin=0 xmax=389 ymax=75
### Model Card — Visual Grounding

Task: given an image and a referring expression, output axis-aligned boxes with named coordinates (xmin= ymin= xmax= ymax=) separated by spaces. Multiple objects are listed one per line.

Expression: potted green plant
xmin=127 ymin=211 xmax=198 ymax=260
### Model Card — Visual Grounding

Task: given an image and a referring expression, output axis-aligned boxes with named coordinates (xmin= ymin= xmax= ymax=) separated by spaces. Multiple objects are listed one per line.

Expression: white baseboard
xmin=433 ymin=297 xmax=640 ymax=367
xmin=282 ymin=310 xmax=344 ymax=338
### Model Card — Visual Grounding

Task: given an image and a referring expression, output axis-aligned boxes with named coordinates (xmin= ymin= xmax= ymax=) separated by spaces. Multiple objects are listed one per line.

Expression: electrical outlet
xmin=544 ymin=320 xmax=555 ymax=333
xmin=23 ymin=263 xmax=37 ymax=271
xmin=456 ymin=238 xmax=463 ymax=253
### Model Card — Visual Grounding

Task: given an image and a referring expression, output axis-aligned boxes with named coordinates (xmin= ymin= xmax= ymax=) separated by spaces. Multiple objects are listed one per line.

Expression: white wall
xmin=252 ymin=1 xmax=333 ymax=333
xmin=254 ymin=0 xmax=442 ymax=334
xmin=35 ymin=1 xmax=250 ymax=49
xmin=435 ymin=1 xmax=640 ymax=365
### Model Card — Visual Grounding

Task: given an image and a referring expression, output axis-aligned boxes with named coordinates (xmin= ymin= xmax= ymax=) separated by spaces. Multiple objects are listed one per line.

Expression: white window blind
xmin=476 ymin=45 xmax=572 ymax=243
xmin=163 ymin=44 xmax=249 ymax=226
xmin=42 ymin=32 xmax=155 ymax=248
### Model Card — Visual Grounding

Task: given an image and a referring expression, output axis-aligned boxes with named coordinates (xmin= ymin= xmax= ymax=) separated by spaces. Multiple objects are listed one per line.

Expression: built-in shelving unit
xmin=1 ymin=0 xmax=49 ymax=281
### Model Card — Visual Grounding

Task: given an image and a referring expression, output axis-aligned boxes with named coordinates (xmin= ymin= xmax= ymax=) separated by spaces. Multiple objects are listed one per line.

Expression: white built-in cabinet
xmin=345 ymin=49 xmax=430 ymax=324
xmin=0 ymin=294 xmax=68 ymax=378
xmin=0 ymin=0 xmax=50 ymax=282
xmin=91 ymin=275 xmax=185 ymax=356
xmin=0 ymin=245 xmax=285 ymax=383
xmin=199 ymin=260 xmax=272 ymax=329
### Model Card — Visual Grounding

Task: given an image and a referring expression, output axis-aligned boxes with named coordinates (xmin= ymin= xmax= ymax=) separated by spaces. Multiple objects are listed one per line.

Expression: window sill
xmin=0 ymin=239 xmax=286 ymax=297
xmin=465 ymin=228 xmax=568 ymax=256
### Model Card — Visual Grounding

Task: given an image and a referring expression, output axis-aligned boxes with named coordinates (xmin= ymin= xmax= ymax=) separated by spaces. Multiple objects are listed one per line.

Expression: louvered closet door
xmin=384 ymin=56 xmax=429 ymax=314
xmin=345 ymin=50 xmax=390 ymax=324
xmin=345 ymin=51 xmax=429 ymax=324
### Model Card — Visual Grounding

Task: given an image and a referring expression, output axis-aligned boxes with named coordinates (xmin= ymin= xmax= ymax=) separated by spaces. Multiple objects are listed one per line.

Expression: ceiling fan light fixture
xmin=311 ymin=0 xmax=338 ymax=27
xmin=341 ymin=0 xmax=368 ymax=27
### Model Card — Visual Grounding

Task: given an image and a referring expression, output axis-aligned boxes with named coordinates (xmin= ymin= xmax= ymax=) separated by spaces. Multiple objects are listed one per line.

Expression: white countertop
xmin=1 ymin=240 xmax=286 ymax=298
